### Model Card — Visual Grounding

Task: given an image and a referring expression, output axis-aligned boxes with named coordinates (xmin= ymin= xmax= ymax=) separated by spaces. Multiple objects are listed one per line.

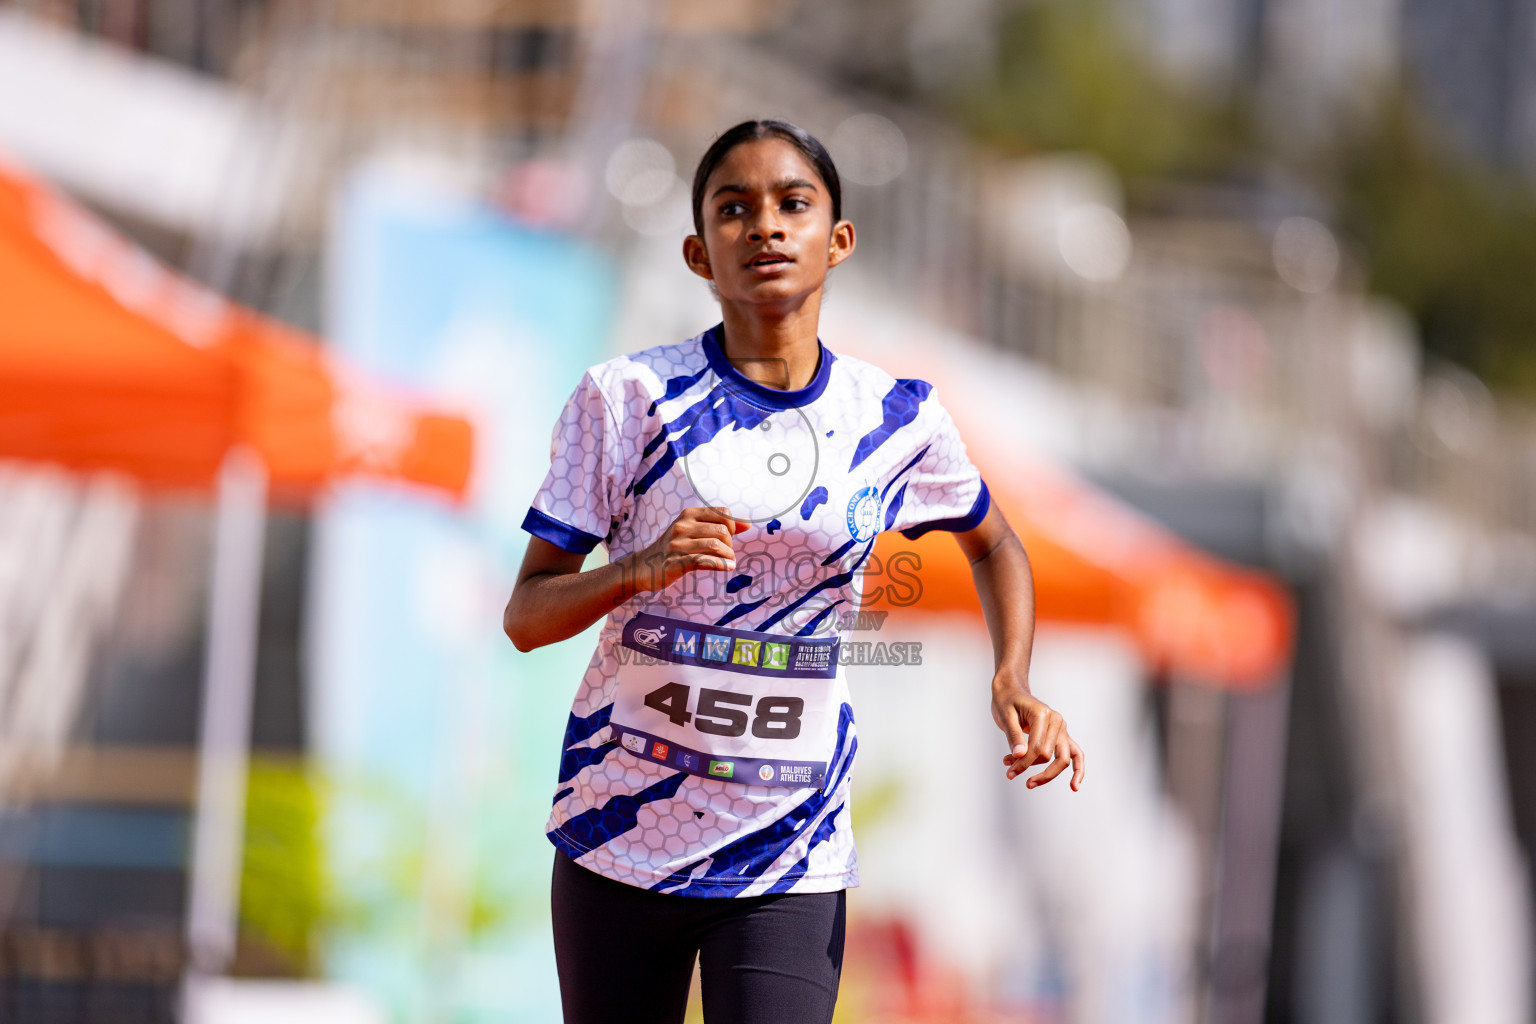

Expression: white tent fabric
xmin=0 ymin=10 xmax=302 ymax=246
xmin=0 ymin=462 xmax=139 ymax=789
xmin=850 ymin=622 xmax=1198 ymax=1023
xmin=1396 ymin=633 xmax=1532 ymax=1024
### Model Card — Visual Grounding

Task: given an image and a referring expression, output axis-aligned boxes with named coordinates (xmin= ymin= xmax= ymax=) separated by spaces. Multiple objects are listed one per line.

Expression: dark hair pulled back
xmin=689 ymin=120 xmax=843 ymax=235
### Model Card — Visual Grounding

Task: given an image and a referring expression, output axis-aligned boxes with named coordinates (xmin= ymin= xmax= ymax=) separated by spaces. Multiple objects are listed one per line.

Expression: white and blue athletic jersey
xmin=522 ymin=323 xmax=989 ymax=896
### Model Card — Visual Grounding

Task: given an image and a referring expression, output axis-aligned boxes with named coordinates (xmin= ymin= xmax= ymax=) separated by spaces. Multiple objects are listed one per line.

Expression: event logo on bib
xmin=794 ymin=645 xmax=832 ymax=672
xmin=846 ymin=485 xmax=881 ymax=542
xmin=633 ymin=624 xmax=667 ymax=649
xmin=621 ymin=733 xmax=646 ymax=754
xmin=758 ymin=764 xmax=776 ymax=782
xmin=762 ymin=642 xmax=789 ymax=670
xmin=709 ymin=760 xmax=734 ymax=778
xmin=672 ymin=629 xmax=700 ymax=657
xmin=732 ymin=639 xmax=762 ymax=666
xmin=702 ymin=635 xmax=731 ymax=661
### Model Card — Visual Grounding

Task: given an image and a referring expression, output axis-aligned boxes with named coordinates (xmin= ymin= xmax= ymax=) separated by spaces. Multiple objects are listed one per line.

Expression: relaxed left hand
xmin=991 ymin=675 xmax=1085 ymax=791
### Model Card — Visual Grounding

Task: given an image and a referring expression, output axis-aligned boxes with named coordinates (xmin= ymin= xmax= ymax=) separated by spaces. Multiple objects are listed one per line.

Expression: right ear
xmin=682 ymin=235 xmax=714 ymax=281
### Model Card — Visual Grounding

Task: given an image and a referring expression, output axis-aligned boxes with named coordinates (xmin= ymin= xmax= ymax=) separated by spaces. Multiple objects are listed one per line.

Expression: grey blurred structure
xmin=0 ymin=1 xmax=1534 ymax=1023
xmin=1133 ymin=0 xmax=1536 ymax=170
xmin=1400 ymin=0 xmax=1536 ymax=169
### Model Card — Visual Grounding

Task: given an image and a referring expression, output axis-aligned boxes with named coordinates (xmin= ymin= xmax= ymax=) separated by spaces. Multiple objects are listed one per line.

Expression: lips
xmin=747 ymin=251 xmax=792 ymax=268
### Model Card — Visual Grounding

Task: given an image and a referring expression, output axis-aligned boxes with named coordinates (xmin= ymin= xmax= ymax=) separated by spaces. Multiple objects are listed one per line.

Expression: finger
xmin=667 ymin=547 xmax=736 ymax=574
xmin=1069 ymin=739 xmax=1085 ymax=791
xmin=998 ymin=708 xmax=1029 ymax=766
xmin=686 ymin=553 xmax=736 ymax=572
xmin=1007 ymin=739 xmax=1038 ymax=779
xmin=1041 ymin=715 xmax=1065 ymax=763
xmin=1027 ymin=739 xmax=1073 ymax=788
xmin=672 ymin=537 xmax=737 ymax=562
xmin=1018 ymin=709 xmax=1058 ymax=775
xmin=675 ymin=520 xmax=733 ymax=544
xmin=688 ymin=507 xmax=748 ymax=534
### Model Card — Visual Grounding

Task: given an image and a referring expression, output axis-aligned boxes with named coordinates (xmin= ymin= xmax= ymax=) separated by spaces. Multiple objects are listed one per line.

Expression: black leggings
xmin=551 ymin=852 xmax=845 ymax=1024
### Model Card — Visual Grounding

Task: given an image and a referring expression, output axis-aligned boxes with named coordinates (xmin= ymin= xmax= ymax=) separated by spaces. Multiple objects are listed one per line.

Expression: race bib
xmin=611 ymin=612 xmax=840 ymax=788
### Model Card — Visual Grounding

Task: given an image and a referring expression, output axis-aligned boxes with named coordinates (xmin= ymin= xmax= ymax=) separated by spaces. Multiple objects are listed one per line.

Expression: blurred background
xmin=0 ymin=0 xmax=1533 ymax=1021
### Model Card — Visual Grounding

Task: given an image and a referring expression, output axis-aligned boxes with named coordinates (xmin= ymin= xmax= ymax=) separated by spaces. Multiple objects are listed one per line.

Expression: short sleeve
xmin=885 ymin=389 xmax=990 ymax=540
xmin=522 ymin=372 xmax=625 ymax=554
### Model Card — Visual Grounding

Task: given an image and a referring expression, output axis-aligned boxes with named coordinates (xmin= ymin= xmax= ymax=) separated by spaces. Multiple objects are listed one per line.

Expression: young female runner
xmin=504 ymin=119 xmax=1084 ymax=1024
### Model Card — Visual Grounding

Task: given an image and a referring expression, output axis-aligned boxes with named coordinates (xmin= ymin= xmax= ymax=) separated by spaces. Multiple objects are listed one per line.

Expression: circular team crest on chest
xmin=846 ymin=485 xmax=882 ymax=542
xmin=682 ymin=396 xmax=820 ymax=524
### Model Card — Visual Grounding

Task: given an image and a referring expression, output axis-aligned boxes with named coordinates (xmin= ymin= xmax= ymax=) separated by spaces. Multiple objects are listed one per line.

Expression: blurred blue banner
xmin=313 ymin=162 xmax=617 ymax=1023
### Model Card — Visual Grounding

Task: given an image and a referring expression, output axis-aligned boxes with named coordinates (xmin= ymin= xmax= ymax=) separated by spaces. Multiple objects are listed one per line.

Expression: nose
xmin=747 ymin=209 xmax=786 ymax=243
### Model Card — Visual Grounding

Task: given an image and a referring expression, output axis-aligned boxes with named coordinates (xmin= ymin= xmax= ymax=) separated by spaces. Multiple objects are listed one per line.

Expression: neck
xmin=716 ymin=291 xmax=824 ymax=391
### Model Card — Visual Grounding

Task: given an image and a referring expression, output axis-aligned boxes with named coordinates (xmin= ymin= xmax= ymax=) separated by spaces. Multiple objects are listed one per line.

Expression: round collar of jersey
xmin=700 ymin=323 xmax=836 ymax=411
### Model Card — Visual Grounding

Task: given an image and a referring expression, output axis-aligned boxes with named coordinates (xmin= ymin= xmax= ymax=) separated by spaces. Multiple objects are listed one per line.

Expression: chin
xmin=731 ymin=278 xmax=820 ymax=304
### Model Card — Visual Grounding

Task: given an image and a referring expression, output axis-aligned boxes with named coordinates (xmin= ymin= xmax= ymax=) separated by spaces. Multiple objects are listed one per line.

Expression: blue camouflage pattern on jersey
xmin=524 ymin=324 xmax=988 ymax=896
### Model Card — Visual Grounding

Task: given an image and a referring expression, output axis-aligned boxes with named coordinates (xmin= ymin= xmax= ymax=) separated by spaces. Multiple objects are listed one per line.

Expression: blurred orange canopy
xmin=0 ymin=156 xmax=472 ymax=500
xmin=875 ymin=436 xmax=1293 ymax=689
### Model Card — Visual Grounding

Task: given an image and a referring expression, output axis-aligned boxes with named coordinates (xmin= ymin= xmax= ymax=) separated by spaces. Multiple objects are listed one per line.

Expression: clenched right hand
xmin=624 ymin=506 xmax=749 ymax=596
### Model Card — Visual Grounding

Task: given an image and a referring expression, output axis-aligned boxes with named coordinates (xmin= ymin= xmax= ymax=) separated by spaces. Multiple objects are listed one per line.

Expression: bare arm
xmin=503 ymin=507 xmax=749 ymax=652
xmin=954 ymin=502 xmax=1085 ymax=791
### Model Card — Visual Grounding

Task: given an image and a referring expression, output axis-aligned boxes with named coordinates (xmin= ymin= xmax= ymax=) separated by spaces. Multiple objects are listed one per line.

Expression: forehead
xmin=706 ymin=137 xmax=823 ymax=191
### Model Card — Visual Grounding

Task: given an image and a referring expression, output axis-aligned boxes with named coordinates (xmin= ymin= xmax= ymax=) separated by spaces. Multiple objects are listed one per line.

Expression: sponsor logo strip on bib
xmin=617 ymin=724 xmax=826 ymax=789
xmin=621 ymin=612 xmax=839 ymax=678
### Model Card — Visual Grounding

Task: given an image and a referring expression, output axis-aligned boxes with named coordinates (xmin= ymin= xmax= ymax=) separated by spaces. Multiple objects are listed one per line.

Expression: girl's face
xmin=683 ymin=137 xmax=855 ymax=309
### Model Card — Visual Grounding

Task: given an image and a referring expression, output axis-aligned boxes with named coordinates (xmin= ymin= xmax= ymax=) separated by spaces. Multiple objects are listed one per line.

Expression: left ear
xmin=827 ymin=220 xmax=856 ymax=269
